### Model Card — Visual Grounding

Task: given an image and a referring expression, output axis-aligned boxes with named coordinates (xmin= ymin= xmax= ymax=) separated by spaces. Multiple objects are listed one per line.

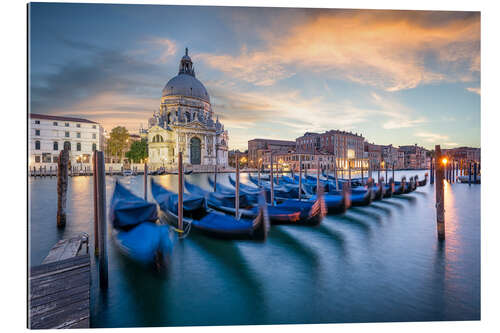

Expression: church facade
xmin=146 ymin=49 xmax=229 ymax=171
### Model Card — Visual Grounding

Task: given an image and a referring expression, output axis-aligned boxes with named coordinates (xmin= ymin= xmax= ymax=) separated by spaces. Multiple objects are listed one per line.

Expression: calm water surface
xmin=28 ymin=171 xmax=480 ymax=326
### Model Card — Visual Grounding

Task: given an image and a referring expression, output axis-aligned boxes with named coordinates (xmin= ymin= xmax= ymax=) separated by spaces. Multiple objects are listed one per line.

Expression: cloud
xmin=415 ymin=131 xmax=450 ymax=142
xmin=30 ymin=41 xmax=166 ymax=128
xmin=205 ymin=80 xmax=427 ymax=148
xmin=145 ymin=37 xmax=178 ymax=63
xmin=466 ymin=87 xmax=481 ymax=95
xmin=200 ymin=10 xmax=480 ymax=91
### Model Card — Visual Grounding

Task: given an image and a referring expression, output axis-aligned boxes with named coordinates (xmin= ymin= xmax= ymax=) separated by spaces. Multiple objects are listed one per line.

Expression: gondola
xmin=151 ymin=179 xmax=269 ymax=240
xmin=383 ymin=178 xmax=395 ymax=198
xmin=187 ymin=179 xmax=325 ymax=225
xmin=417 ymin=174 xmax=428 ymax=187
xmin=184 ymin=170 xmax=193 ymax=175
xmin=109 ymin=181 xmax=172 ymax=268
xmin=247 ymin=174 xmax=300 ymax=199
xmin=393 ymin=177 xmax=407 ymax=195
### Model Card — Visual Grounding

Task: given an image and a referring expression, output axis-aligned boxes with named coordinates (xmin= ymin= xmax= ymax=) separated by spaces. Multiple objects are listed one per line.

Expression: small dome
xmin=162 ymin=74 xmax=210 ymax=103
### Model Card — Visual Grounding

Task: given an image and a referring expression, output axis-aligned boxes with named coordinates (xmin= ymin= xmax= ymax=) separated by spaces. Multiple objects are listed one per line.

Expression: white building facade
xmin=147 ymin=49 xmax=229 ymax=170
xmin=29 ymin=114 xmax=104 ymax=169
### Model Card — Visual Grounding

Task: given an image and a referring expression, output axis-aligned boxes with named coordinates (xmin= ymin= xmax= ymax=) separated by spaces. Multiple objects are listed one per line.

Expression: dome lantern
xmin=178 ymin=47 xmax=195 ymax=76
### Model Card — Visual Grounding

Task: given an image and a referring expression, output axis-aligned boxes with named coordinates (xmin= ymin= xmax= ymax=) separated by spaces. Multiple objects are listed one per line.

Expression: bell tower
xmin=178 ymin=47 xmax=195 ymax=76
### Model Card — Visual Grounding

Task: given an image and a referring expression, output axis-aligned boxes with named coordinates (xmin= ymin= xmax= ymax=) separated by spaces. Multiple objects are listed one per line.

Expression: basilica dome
xmin=161 ymin=48 xmax=210 ymax=103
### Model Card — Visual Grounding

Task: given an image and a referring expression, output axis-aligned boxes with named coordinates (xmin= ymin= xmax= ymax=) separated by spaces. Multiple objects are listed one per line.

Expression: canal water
xmin=28 ymin=170 xmax=480 ymax=327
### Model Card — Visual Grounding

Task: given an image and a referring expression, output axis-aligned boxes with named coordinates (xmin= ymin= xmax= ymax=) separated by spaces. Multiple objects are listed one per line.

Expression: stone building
xmin=247 ymin=138 xmax=296 ymax=168
xmin=146 ymin=49 xmax=228 ymax=170
xmin=295 ymin=130 xmax=365 ymax=169
xmin=29 ymin=113 xmax=103 ymax=169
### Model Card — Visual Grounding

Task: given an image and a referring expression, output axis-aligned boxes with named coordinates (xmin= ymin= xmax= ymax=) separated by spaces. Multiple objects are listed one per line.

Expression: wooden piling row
xmin=95 ymin=151 xmax=108 ymax=288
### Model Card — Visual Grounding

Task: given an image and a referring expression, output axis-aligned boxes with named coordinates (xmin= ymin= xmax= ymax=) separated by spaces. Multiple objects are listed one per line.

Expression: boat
xmin=194 ymin=178 xmax=326 ymax=225
xmin=417 ymin=174 xmax=428 ymax=187
xmin=122 ymin=169 xmax=135 ymax=176
xmin=457 ymin=175 xmax=481 ymax=184
xmin=393 ymin=177 xmax=407 ymax=195
xmin=383 ymin=178 xmax=395 ymax=198
xmin=184 ymin=170 xmax=193 ymax=175
xmin=247 ymin=174 xmax=300 ymax=199
xmin=109 ymin=181 xmax=172 ymax=268
xmin=151 ymin=179 xmax=269 ymax=240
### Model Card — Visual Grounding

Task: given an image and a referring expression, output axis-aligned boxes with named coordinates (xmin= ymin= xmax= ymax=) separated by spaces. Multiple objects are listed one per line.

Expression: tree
xmin=125 ymin=138 xmax=148 ymax=163
xmin=107 ymin=126 xmax=129 ymax=162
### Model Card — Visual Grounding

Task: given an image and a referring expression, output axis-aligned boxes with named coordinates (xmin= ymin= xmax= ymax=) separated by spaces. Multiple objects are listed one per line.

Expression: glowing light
xmin=442 ymin=158 xmax=448 ymax=166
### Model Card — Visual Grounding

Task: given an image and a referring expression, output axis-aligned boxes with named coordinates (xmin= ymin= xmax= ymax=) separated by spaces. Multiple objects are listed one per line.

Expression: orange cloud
xmin=201 ymin=10 xmax=480 ymax=91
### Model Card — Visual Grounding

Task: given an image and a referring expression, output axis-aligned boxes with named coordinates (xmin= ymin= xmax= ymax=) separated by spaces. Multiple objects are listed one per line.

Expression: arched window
xmin=190 ymin=137 xmax=201 ymax=165
xmin=76 ymin=142 xmax=81 ymax=151
xmin=53 ymin=141 xmax=58 ymax=151
xmin=185 ymin=112 xmax=191 ymax=122
xmin=64 ymin=141 xmax=71 ymax=151
xmin=152 ymin=134 xmax=164 ymax=143
xmin=35 ymin=140 xmax=40 ymax=150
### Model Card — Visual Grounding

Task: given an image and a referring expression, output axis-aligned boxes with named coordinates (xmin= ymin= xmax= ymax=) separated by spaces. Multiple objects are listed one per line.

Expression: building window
xmin=42 ymin=153 xmax=51 ymax=163
xmin=53 ymin=155 xmax=58 ymax=163
xmin=53 ymin=141 xmax=58 ymax=151
xmin=77 ymin=132 xmax=81 ymax=138
xmin=92 ymin=125 xmax=96 ymax=129
xmin=65 ymin=122 xmax=69 ymax=127
xmin=92 ymin=143 xmax=97 ymax=151
xmin=64 ymin=141 xmax=71 ymax=151
xmin=35 ymin=120 xmax=40 ymax=124
xmin=92 ymin=133 xmax=96 ymax=139
xmin=53 ymin=121 xmax=58 ymax=126
xmin=65 ymin=132 xmax=69 ymax=137
xmin=77 ymin=142 xmax=81 ymax=151
xmin=35 ymin=129 xmax=40 ymax=136
xmin=76 ymin=123 xmax=81 ymax=128
xmin=35 ymin=140 xmax=40 ymax=150
xmin=35 ymin=156 xmax=41 ymax=163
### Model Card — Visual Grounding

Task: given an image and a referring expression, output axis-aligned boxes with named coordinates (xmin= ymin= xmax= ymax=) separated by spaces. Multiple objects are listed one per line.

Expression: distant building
xmin=442 ymin=147 xmax=481 ymax=163
xmin=269 ymin=151 xmax=338 ymax=173
xmin=228 ymin=150 xmax=248 ymax=168
xmin=364 ymin=142 xmax=384 ymax=168
xmin=398 ymin=144 xmax=428 ymax=169
xmin=247 ymin=138 xmax=296 ymax=168
xmin=382 ymin=144 xmax=399 ymax=168
xmin=29 ymin=113 xmax=103 ymax=169
xmin=296 ymin=130 xmax=365 ymax=169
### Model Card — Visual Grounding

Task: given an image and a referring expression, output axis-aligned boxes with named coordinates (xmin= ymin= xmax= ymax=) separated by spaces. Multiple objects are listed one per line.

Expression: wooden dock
xmin=29 ymin=234 xmax=91 ymax=329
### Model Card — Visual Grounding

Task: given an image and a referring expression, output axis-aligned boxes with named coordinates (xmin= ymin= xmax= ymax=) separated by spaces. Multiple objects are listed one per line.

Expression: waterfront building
xmin=247 ymin=138 xmax=296 ymax=168
xmin=269 ymin=151 xmax=337 ymax=172
xmin=296 ymin=130 xmax=365 ymax=169
xmin=382 ymin=144 xmax=399 ymax=168
xmin=228 ymin=150 xmax=248 ymax=168
xmin=146 ymin=49 xmax=229 ymax=170
xmin=29 ymin=113 xmax=103 ymax=169
xmin=364 ymin=142 xmax=384 ymax=169
xmin=398 ymin=144 xmax=428 ymax=169
xmin=442 ymin=147 xmax=481 ymax=163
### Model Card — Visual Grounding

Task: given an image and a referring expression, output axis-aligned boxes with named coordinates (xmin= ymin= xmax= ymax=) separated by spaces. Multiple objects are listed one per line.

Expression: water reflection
xmin=29 ymin=170 xmax=480 ymax=326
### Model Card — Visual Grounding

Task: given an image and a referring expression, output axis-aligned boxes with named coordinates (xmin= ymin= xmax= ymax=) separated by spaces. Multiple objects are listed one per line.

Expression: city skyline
xmin=29 ymin=3 xmax=480 ymax=150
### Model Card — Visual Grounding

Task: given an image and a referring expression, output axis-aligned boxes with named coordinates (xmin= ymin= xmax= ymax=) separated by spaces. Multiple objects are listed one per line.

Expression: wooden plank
xmin=30 ymin=265 xmax=90 ymax=286
xmin=42 ymin=236 xmax=84 ymax=264
xmin=30 ymin=273 xmax=89 ymax=300
xmin=29 ymin=252 xmax=90 ymax=329
xmin=30 ymin=254 xmax=89 ymax=277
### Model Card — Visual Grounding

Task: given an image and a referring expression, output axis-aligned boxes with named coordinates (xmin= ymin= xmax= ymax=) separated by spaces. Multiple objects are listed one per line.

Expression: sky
xmin=29 ymin=3 xmax=480 ymax=150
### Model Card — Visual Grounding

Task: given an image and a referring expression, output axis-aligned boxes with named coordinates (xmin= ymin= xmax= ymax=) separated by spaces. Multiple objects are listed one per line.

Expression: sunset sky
xmin=29 ymin=3 xmax=480 ymax=150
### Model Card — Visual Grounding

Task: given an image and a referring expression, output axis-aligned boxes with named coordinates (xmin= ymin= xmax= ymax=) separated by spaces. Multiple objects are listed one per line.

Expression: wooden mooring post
xmin=178 ymin=153 xmax=183 ymax=235
xmin=57 ymin=149 xmax=69 ymax=228
xmin=385 ymin=161 xmax=388 ymax=185
xmin=144 ymin=162 xmax=148 ymax=200
xmin=316 ymin=158 xmax=320 ymax=194
xmin=270 ymin=153 xmax=274 ymax=206
xmin=435 ymin=145 xmax=445 ymax=240
xmin=235 ymin=152 xmax=240 ymax=218
xmin=392 ymin=162 xmax=395 ymax=182
xmin=95 ymin=151 xmax=108 ymax=288
xmin=92 ymin=153 xmax=99 ymax=256
xmin=214 ymin=149 xmax=218 ymax=192
xmin=473 ymin=162 xmax=477 ymax=184
xmin=430 ymin=157 xmax=435 ymax=184
xmin=348 ymin=160 xmax=352 ymax=187
xmin=298 ymin=154 xmax=302 ymax=201
xmin=334 ymin=160 xmax=339 ymax=190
